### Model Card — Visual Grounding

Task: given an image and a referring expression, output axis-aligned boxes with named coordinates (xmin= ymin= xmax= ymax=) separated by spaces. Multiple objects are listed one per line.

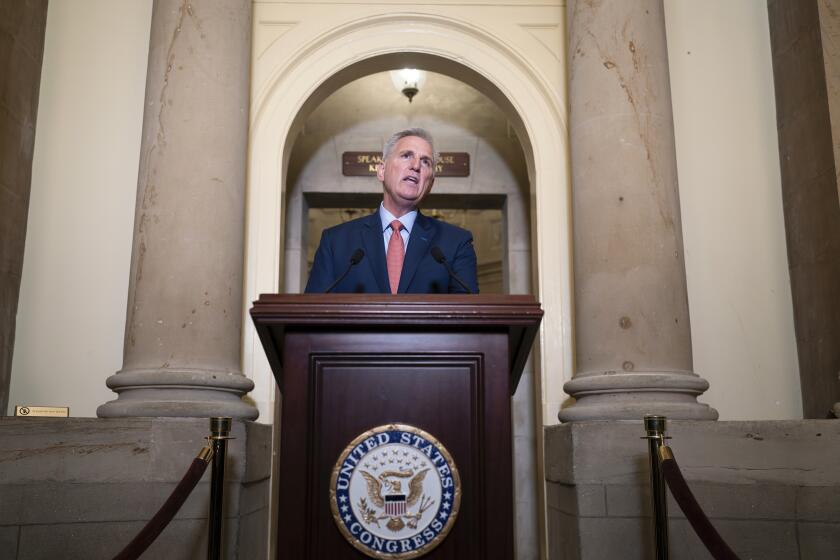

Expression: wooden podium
xmin=250 ymin=294 xmax=542 ymax=559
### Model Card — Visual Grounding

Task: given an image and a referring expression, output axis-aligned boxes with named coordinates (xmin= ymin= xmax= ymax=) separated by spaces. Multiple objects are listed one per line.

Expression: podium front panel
xmin=276 ymin=330 xmax=512 ymax=559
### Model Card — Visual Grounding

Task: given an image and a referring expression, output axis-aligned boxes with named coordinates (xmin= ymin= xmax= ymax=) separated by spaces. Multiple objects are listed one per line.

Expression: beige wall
xmin=8 ymin=0 xmax=152 ymax=417
xmin=664 ymin=0 xmax=802 ymax=419
xmin=9 ymin=1 xmax=802 ymax=422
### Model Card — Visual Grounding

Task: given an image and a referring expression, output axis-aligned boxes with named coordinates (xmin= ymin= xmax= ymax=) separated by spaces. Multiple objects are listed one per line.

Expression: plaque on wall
xmin=342 ymin=152 xmax=470 ymax=177
xmin=14 ymin=405 xmax=70 ymax=417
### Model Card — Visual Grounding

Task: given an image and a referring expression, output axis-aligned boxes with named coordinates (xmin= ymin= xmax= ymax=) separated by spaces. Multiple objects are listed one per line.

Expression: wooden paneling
xmin=251 ymin=295 xmax=541 ymax=559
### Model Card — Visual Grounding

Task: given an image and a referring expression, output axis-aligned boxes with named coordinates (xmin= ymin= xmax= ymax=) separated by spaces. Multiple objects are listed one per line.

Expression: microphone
xmin=430 ymin=246 xmax=473 ymax=294
xmin=324 ymin=248 xmax=365 ymax=293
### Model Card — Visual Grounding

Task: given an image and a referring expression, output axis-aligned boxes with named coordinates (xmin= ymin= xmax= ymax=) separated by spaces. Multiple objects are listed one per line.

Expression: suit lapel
xmin=361 ymin=212 xmax=389 ymax=293
xmin=399 ymin=211 xmax=436 ymax=293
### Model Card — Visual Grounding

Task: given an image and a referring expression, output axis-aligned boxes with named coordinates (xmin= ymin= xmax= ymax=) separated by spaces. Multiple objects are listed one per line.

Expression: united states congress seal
xmin=330 ymin=423 xmax=461 ymax=559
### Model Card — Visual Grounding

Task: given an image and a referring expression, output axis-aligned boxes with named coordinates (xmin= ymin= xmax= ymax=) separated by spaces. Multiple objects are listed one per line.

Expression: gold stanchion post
xmin=208 ymin=417 xmax=233 ymax=560
xmin=643 ymin=415 xmax=670 ymax=560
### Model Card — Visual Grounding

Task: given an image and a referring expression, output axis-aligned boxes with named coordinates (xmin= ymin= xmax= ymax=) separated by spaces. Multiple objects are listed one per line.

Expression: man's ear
xmin=375 ymin=162 xmax=385 ymax=182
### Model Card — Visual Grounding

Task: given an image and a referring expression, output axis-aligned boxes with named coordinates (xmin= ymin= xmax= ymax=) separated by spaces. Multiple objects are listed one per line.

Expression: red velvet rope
xmin=112 ymin=456 xmax=210 ymax=560
xmin=660 ymin=455 xmax=741 ymax=560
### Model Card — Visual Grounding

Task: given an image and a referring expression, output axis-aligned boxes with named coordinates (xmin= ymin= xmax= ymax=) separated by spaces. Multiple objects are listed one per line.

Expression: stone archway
xmin=245 ymin=9 xmax=570 ymax=435
xmin=282 ymin=69 xmax=530 ymax=296
xmin=244 ymin=10 xmax=571 ymax=558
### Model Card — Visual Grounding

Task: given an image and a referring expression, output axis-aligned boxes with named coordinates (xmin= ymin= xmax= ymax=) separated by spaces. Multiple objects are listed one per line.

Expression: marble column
xmin=559 ymin=0 xmax=716 ymax=421
xmin=98 ymin=0 xmax=257 ymax=419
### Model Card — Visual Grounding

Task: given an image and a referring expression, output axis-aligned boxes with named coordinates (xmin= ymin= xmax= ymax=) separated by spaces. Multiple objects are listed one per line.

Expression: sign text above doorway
xmin=342 ymin=152 xmax=470 ymax=177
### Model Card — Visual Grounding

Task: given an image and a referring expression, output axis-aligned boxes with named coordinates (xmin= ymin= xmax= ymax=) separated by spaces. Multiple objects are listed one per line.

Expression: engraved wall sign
xmin=330 ymin=423 xmax=461 ymax=559
xmin=342 ymin=152 xmax=470 ymax=177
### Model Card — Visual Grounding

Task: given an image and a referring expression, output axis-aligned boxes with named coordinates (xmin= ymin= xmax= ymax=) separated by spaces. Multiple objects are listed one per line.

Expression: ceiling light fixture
xmin=390 ymin=69 xmax=426 ymax=103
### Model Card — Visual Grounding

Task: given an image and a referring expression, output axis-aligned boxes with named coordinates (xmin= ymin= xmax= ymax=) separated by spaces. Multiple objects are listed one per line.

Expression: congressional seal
xmin=330 ymin=423 xmax=462 ymax=559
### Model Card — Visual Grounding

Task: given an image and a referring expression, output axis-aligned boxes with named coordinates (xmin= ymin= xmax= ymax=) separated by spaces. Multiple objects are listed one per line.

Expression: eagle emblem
xmin=358 ymin=468 xmax=433 ymax=531
xmin=330 ymin=424 xmax=461 ymax=559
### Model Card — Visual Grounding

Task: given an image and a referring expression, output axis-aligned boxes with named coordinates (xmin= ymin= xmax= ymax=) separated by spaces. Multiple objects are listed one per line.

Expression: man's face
xmin=377 ymin=135 xmax=435 ymax=216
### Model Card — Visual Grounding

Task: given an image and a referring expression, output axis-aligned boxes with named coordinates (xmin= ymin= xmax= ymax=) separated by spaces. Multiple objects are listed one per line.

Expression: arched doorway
xmin=244 ymin=11 xmax=571 ymax=558
xmin=283 ymin=70 xmax=528 ymax=295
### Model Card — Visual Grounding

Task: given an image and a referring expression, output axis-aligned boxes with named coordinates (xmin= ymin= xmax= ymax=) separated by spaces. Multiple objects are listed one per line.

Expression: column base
xmin=558 ymin=369 xmax=718 ymax=422
xmin=97 ymin=367 xmax=258 ymax=420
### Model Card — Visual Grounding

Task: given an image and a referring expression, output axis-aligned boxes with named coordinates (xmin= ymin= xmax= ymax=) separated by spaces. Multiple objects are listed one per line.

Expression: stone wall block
xmin=711 ymin=520 xmax=798 ymax=560
xmin=798 ymin=521 xmax=840 ymax=558
xmin=604 ymin=484 xmax=650 ymax=518
xmin=575 ymin=506 xmax=800 ymax=560
xmin=669 ymin=519 xmax=799 ymax=560
xmin=547 ymin=482 xmax=606 ymax=518
xmin=0 ymin=418 xmax=271 ymax=558
xmin=0 ymin=481 xmax=245 ymax=526
xmin=543 ymin=422 xmax=574 ymax=482
xmin=0 ymin=525 xmax=19 ymax=558
xmin=239 ymin=478 xmax=269 ymax=518
xmin=546 ymin=507 xmax=580 ymax=560
xmin=796 ymin=486 xmax=840 ymax=522
xmin=16 ymin=518 xmax=215 ymax=560
xmin=577 ymin=517 xmax=652 ymax=560
xmin=546 ymin=421 xmax=840 ymax=487
xmin=605 ymin=482 xmax=796 ymax=520
xmin=0 ymin=418 xmax=155 ymax=483
xmin=149 ymin=418 xmax=249 ymax=482
xmin=546 ymin=420 xmax=840 ymax=559
xmin=237 ymin=507 xmax=269 ymax=559
xmin=244 ymin=419 xmax=272 ymax=482
xmin=0 ymin=418 xmax=269 ymax=484
xmin=679 ymin=483 xmax=796 ymax=521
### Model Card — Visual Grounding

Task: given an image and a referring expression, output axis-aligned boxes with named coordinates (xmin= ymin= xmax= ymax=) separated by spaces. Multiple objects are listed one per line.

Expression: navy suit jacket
xmin=304 ymin=210 xmax=479 ymax=294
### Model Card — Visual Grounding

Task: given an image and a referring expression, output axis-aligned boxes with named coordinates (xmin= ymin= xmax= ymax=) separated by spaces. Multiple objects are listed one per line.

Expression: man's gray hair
xmin=382 ymin=128 xmax=438 ymax=167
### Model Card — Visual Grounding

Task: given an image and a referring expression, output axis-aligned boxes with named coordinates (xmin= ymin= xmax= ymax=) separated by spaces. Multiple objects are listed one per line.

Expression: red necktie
xmin=387 ymin=220 xmax=404 ymax=294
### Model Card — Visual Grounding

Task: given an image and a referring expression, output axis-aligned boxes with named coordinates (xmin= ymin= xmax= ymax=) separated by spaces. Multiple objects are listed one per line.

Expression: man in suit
xmin=305 ymin=128 xmax=478 ymax=294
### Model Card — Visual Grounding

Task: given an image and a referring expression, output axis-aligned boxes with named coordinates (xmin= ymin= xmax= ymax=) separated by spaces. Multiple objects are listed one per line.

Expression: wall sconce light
xmin=390 ymin=69 xmax=426 ymax=103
